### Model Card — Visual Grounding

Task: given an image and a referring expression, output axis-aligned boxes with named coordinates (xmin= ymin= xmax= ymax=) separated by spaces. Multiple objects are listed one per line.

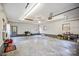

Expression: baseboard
xmin=11 ymin=33 xmax=42 ymax=37
xmin=44 ymin=34 xmax=57 ymax=38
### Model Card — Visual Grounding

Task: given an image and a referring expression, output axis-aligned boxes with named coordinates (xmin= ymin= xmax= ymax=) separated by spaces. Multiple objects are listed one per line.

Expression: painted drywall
xmin=9 ymin=18 xmax=79 ymax=35
xmin=41 ymin=19 xmax=79 ymax=35
xmin=41 ymin=8 xmax=79 ymax=35
xmin=0 ymin=4 xmax=7 ymax=47
xmin=0 ymin=17 xmax=3 ymax=47
xmin=9 ymin=22 xmax=39 ymax=34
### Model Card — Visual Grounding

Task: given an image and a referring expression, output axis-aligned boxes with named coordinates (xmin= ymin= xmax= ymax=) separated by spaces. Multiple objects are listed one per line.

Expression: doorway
xmin=11 ymin=26 xmax=17 ymax=36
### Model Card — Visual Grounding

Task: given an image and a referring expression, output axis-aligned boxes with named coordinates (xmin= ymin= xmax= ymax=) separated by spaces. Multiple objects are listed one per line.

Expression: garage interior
xmin=0 ymin=3 xmax=79 ymax=56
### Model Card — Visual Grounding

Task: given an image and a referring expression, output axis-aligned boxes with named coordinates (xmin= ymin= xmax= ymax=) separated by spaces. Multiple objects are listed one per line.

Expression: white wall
xmin=9 ymin=22 xmax=39 ymax=34
xmin=42 ymin=19 xmax=79 ymax=35
xmin=9 ymin=18 xmax=79 ymax=35
xmin=70 ymin=20 xmax=79 ymax=34
xmin=41 ymin=8 xmax=79 ymax=35
xmin=0 ymin=4 xmax=7 ymax=46
xmin=0 ymin=17 xmax=3 ymax=47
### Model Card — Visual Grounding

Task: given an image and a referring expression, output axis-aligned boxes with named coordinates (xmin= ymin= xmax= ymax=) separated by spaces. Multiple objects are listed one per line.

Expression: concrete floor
xmin=4 ymin=35 xmax=79 ymax=56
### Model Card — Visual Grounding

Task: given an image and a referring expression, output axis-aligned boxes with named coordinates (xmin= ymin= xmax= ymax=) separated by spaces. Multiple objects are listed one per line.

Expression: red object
xmin=4 ymin=39 xmax=16 ymax=53
xmin=4 ymin=45 xmax=16 ymax=53
xmin=4 ymin=39 xmax=13 ymax=44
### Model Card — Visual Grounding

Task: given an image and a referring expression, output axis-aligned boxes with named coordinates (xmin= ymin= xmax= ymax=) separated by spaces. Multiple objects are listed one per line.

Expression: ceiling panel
xmin=3 ymin=3 xmax=27 ymax=19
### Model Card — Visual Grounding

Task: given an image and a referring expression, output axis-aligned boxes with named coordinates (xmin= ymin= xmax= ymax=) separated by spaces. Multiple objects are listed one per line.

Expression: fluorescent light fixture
xmin=25 ymin=3 xmax=40 ymax=17
xmin=20 ymin=3 xmax=40 ymax=20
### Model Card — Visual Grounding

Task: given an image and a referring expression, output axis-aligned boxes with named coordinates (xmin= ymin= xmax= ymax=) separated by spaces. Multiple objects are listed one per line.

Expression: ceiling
xmin=2 ymin=3 xmax=27 ymax=19
xmin=2 ymin=3 xmax=79 ymax=23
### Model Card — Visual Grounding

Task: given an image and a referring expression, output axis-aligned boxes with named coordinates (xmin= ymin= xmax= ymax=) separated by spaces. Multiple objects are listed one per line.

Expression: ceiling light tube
xmin=20 ymin=3 xmax=40 ymax=20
